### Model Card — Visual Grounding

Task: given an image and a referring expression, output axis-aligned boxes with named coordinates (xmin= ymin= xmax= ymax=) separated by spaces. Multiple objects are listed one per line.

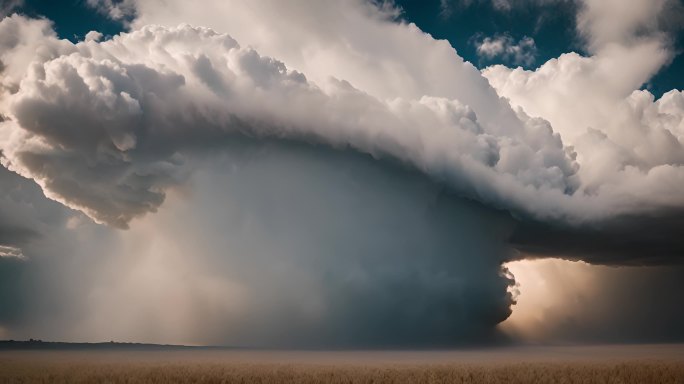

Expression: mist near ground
xmin=2 ymin=344 xmax=683 ymax=365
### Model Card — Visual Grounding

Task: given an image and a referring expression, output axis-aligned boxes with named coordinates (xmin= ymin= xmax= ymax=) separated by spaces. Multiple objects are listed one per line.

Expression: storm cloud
xmin=0 ymin=0 xmax=683 ymax=346
xmin=0 ymin=141 xmax=519 ymax=346
xmin=0 ymin=15 xmax=577 ymax=229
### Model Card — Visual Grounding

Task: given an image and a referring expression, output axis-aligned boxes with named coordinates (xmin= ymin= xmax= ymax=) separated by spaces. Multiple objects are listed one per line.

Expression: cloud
xmin=0 ymin=245 xmax=23 ymax=259
xmin=442 ymin=0 xmax=683 ymax=54
xmin=85 ymin=0 xmax=136 ymax=22
xmin=0 ymin=0 xmax=684 ymax=346
xmin=439 ymin=0 xmax=458 ymax=18
xmin=0 ymin=0 xmax=22 ymax=19
xmin=0 ymin=166 xmax=62 ymax=248
xmin=0 ymin=14 xmax=580 ymax=229
xmin=0 ymin=165 xmax=100 ymax=336
xmin=0 ymin=9 xmax=526 ymax=345
xmin=127 ymin=1 xmax=518 ymax=123
xmin=113 ymin=0 xmax=684 ymax=232
xmin=475 ymin=34 xmax=537 ymax=66
xmin=91 ymin=145 xmax=520 ymax=347
xmin=576 ymin=0 xmax=684 ymax=53
xmin=510 ymin=210 xmax=684 ymax=266
xmin=476 ymin=0 xmax=684 ymax=268
xmin=0 ymin=2 xmax=683 ymax=261
xmin=0 ymin=141 xmax=518 ymax=347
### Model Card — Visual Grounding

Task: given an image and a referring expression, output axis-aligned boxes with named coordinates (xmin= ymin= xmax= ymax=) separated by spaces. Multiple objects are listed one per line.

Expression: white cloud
xmin=577 ymin=0 xmax=680 ymax=53
xmin=126 ymin=0 xmax=522 ymax=132
xmin=475 ymin=34 xmax=537 ymax=66
xmin=0 ymin=245 xmax=23 ymax=259
xmin=0 ymin=0 xmax=683 ymax=233
xmin=0 ymin=14 xmax=580 ymax=228
xmin=86 ymin=0 xmax=136 ymax=21
xmin=479 ymin=1 xmax=684 ymax=220
xmin=84 ymin=30 xmax=103 ymax=42
xmin=112 ymin=0 xmax=684 ymax=232
xmin=483 ymin=43 xmax=683 ymax=209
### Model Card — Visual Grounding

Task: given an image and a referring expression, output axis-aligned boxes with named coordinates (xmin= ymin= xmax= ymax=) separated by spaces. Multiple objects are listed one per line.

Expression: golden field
xmin=0 ymin=346 xmax=682 ymax=384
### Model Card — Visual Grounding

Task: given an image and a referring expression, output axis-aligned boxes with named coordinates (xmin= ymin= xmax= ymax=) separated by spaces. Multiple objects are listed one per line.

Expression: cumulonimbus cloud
xmin=0 ymin=0 xmax=683 ymax=346
xmin=0 ymin=14 xmax=578 ymax=228
xmin=1 ymin=0 xmax=683 ymax=264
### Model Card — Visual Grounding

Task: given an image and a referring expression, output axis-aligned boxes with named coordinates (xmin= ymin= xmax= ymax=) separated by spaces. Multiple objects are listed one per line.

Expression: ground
xmin=0 ymin=345 xmax=682 ymax=383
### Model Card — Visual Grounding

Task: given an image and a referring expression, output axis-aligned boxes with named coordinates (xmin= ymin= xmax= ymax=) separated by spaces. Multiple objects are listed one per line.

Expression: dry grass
xmin=0 ymin=350 xmax=682 ymax=384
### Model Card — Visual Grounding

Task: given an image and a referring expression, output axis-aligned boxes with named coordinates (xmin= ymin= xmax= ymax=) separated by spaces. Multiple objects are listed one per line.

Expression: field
xmin=0 ymin=345 xmax=683 ymax=383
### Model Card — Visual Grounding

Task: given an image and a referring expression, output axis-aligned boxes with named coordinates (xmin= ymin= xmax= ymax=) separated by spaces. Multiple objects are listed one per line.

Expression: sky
xmin=0 ymin=0 xmax=683 ymax=347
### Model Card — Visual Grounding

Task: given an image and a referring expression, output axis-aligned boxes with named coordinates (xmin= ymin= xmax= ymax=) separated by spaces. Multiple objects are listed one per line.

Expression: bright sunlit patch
xmin=501 ymin=258 xmax=598 ymax=341
xmin=0 ymin=245 xmax=24 ymax=259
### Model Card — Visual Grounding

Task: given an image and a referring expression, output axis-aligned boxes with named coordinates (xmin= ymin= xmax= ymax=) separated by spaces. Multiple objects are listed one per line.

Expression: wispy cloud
xmin=475 ymin=34 xmax=537 ymax=66
xmin=0 ymin=0 xmax=23 ymax=18
xmin=0 ymin=244 xmax=24 ymax=259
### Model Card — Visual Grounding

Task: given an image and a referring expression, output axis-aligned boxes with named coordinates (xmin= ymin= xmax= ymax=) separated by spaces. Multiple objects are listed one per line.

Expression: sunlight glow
xmin=501 ymin=258 xmax=598 ymax=341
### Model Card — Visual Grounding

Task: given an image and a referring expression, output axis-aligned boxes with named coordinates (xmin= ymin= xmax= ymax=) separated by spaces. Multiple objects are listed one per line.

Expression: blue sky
xmin=12 ymin=0 xmax=683 ymax=97
xmin=396 ymin=0 xmax=684 ymax=97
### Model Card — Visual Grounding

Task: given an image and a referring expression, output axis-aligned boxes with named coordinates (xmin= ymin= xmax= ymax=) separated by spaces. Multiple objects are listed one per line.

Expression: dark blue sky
xmin=12 ymin=0 xmax=124 ymax=41
xmin=10 ymin=0 xmax=684 ymax=97
xmin=395 ymin=0 xmax=684 ymax=97
xmin=398 ymin=0 xmax=582 ymax=66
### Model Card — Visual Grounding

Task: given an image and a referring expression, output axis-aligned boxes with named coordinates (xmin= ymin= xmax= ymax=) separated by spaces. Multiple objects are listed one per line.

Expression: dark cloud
xmin=0 ymin=0 xmax=23 ymax=19
xmin=0 ymin=166 xmax=60 ymax=247
xmin=2 ymin=138 xmax=682 ymax=346
xmin=574 ymin=265 xmax=684 ymax=343
xmin=505 ymin=259 xmax=684 ymax=343
xmin=182 ymin=141 xmax=517 ymax=347
xmin=0 ymin=141 xmax=518 ymax=346
xmin=510 ymin=211 xmax=684 ymax=266
xmin=0 ymin=165 xmax=122 ymax=340
xmin=0 ymin=256 xmax=28 ymax=325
